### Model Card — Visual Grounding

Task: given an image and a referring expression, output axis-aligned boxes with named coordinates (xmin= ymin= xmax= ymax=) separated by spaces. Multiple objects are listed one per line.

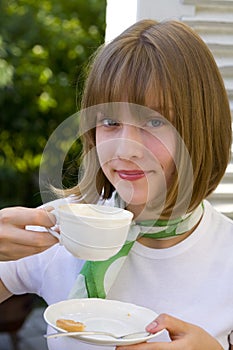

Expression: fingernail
xmin=146 ymin=321 xmax=158 ymax=332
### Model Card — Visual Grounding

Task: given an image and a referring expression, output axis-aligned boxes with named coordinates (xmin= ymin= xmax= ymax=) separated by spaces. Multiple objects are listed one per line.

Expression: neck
xmin=126 ymin=203 xmax=163 ymax=221
xmin=115 ymin=193 xmax=204 ymax=249
xmin=137 ymin=217 xmax=202 ymax=249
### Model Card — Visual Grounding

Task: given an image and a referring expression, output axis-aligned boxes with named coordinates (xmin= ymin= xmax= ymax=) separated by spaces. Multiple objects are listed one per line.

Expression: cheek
xmin=147 ymin=134 xmax=176 ymax=177
xmin=96 ymin=130 xmax=105 ymax=165
xmin=96 ymin=134 xmax=115 ymax=168
xmin=149 ymin=135 xmax=176 ymax=160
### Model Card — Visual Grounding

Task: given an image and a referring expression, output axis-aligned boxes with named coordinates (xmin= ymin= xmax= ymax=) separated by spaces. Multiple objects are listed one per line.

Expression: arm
xmin=0 ymin=206 xmax=57 ymax=260
xmin=116 ymin=314 xmax=224 ymax=350
xmin=0 ymin=279 xmax=12 ymax=303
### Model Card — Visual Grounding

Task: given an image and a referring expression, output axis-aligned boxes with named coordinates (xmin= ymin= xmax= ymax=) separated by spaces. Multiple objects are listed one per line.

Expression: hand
xmin=116 ymin=313 xmax=223 ymax=350
xmin=0 ymin=206 xmax=58 ymax=260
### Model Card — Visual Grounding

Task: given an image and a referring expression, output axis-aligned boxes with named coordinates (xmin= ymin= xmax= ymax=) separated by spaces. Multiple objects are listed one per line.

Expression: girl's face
xmin=95 ymin=103 xmax=176 ymax=216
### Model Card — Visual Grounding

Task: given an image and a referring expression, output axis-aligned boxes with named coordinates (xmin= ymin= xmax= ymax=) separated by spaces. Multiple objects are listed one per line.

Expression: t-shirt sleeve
xmin=0 ymin=244 xmax=60 ymax=296
xmin=0 ymin=243 xmax=85 ymax=304
xmin=0 ymin=196 xmax=83 ymax=300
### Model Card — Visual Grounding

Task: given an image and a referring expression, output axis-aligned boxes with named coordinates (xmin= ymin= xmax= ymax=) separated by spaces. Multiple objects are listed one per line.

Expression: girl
xmin=0 ymin=19 xmax=232 ymax=350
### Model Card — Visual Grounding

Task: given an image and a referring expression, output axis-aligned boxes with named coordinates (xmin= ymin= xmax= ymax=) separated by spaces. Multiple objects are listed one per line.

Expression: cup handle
xmin=48 ymin=228 xmax=61 ymax=241
xmin=47 ymin=209 xmax=61 ymax=241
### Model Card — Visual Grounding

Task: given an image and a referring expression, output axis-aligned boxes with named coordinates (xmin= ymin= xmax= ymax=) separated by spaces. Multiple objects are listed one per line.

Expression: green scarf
xmin=68 ymin=200 xmax=204 ymax=299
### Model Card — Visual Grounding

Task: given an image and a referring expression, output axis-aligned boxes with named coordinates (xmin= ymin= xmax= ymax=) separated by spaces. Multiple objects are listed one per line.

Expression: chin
xmin=117 ymin=191 xmax=149 ymax=206
xmin=118 ymin=188 xmax=167 ymax=209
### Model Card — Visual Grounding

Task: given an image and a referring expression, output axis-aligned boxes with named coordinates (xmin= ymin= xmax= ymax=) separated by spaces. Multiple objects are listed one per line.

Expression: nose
xmin=116 ymin=124 xmax=144 ymax=159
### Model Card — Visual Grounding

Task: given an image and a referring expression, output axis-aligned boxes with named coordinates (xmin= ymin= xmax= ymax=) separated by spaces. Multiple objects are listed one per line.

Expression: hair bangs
xmin=82 ymin=35 xmax=172 ymax=120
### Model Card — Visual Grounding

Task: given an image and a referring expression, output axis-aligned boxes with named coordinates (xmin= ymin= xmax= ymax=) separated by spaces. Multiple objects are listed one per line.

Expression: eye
xmin=98 ymin=118 xmax=120 ymax=127
xmin=146 ymin=118 xmax=165 ymax=128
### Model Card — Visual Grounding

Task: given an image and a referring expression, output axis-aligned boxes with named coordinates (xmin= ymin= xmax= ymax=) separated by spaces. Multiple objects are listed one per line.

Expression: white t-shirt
xmin=0 ymin=200 xmax=233 ymax=350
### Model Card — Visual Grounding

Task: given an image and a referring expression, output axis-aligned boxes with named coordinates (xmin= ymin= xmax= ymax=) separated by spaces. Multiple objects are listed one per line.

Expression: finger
xmin=43 ymin=206 xmax=55 ymax=212
xmin=0 ymin=207 xmax=56 ymax=228
xmin=146 ymin=313 xmax=189 ymax=338
xmin=145 ymin=315 xmax=224 ymax=350
xmin=0 ymin=225 xmax=58 ymax=246
xmin=0 ymin=240 xmax=56 ymax=260
xmin=19 ymin=229 xmax=59 ymax=247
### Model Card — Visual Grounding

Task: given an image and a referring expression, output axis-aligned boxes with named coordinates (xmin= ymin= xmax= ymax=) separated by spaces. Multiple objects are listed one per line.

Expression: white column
xmin=105 ymin=0 xmax=195 ymax=42
xmin=105 ymin=0 xmax=138 ymax=42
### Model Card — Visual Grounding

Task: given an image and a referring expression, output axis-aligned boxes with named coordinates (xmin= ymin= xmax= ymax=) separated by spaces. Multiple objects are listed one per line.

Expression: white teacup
xmin=49 ymin=203 xmax=133 ymax=261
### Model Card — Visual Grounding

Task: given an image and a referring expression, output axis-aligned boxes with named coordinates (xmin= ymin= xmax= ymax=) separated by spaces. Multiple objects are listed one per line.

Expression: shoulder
xmin=203 ymin=200 xmax=233 ymax=254
xmin=204 ymin=200 xmax=233 ymax=229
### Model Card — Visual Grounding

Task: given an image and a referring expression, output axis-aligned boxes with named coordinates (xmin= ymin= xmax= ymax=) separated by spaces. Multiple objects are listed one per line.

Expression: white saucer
xmin=44 ymin=298 xmax=164 ymax=346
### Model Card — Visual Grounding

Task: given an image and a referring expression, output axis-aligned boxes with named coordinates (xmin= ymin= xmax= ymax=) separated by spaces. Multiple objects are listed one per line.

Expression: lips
xmin=115 ymin=170 xmax=146 ymax=181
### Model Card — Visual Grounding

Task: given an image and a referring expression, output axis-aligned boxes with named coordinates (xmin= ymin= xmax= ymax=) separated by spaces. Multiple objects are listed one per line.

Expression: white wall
xmin=105 ymin=0 xmax=195 ymax=42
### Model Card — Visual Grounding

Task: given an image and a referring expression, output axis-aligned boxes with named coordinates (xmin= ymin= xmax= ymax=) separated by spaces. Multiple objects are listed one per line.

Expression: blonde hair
xmin=64 ymin=19 xmax=232 ymax=216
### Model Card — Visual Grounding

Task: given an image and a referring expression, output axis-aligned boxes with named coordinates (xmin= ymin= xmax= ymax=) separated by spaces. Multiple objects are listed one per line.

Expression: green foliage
xmin=0 ymin=0 xmax=106 ymax=208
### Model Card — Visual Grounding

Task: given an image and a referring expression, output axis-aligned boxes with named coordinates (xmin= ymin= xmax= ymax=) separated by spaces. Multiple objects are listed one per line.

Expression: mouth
xmin=115 ymin=170 xmax=148 ymax=181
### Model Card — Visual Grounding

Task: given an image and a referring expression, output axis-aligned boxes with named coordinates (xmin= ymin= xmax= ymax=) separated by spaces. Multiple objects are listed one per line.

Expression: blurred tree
xmin=0 ymin=0 xmax=106 ymax=208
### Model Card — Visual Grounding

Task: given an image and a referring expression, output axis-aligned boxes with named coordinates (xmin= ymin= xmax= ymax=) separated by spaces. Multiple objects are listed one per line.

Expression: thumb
xmin=146 ymin=313 xmax=189 ymax=339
